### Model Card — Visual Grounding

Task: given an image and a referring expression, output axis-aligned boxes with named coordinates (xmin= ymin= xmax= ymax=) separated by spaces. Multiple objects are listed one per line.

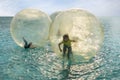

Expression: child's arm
xmin=58 ymin=42 xmax=63 ymax=52
xmin=70 ymin=40 xmax=76 ymax=42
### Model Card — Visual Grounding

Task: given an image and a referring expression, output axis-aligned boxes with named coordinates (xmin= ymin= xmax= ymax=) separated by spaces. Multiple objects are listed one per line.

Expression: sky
xmin=0 ymin=0 xmax=119 ymax=16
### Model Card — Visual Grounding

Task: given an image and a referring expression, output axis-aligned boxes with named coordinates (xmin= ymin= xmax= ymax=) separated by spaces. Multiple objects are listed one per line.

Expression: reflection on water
xmin=0 ymin=17 xmax=120 ymax=80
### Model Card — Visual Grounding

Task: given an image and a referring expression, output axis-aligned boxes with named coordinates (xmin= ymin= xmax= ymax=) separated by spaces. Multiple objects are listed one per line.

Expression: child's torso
xmin=63 ymin=40 xmax=71 ymax=47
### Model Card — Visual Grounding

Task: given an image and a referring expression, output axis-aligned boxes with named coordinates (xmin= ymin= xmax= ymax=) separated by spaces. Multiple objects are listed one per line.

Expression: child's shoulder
xmin=69 ymin=39 xmax=72 ymax=41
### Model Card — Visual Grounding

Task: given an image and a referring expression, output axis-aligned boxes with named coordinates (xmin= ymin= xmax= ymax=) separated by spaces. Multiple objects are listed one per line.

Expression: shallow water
xmin=0 ymin=17 xmax=120 ymax=80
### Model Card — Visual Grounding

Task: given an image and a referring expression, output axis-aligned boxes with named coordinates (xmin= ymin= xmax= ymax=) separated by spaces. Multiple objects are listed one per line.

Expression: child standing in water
xmin=58 ymin=34 xmax=76 ymax=59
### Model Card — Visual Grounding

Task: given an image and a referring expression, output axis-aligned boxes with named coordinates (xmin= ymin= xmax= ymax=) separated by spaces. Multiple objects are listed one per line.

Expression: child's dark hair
xmin=63 ymin=34 xmax=69 ymax=40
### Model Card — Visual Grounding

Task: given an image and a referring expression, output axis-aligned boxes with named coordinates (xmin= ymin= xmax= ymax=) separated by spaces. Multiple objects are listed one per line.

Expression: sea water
xmin=0 ymin=17 xmax=120 ymax=80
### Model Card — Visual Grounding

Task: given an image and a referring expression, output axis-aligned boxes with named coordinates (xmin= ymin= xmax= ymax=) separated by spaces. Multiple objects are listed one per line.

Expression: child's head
xmin=63 ymin=34 xmax=69 ymax=41
xmin=29 ymin=42 xmax=32 ymax=46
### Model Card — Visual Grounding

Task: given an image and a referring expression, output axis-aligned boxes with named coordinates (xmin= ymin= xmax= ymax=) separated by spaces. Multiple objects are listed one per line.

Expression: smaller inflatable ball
xmin=10 ymin=9 xmax=51 ymax=47
xmin=49 ymin=9 xmax=104 ymax=62
xmin=50 ymin=11 xmax=62 ymax=21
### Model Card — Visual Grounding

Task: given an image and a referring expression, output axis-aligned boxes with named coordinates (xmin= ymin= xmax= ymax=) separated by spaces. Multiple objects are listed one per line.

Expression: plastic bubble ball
xmin=49 ymin=9 xmax=104 ymax=62
xmin=50 ymin=11 xmax=62 ymax=21
xmin=10 ymin=9 xmax=51 ymax=47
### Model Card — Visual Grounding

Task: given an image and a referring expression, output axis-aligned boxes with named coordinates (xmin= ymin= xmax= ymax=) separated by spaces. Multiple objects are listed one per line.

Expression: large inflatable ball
xmin=49 ymin=9 xmax=104 ymax=62
xmin=10 ymin=9 xmax=51 ymax=47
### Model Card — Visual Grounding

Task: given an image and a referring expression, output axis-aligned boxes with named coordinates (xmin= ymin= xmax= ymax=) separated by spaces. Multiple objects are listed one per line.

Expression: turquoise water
xmin=0 ymin=17 xmax=120 ymax=80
